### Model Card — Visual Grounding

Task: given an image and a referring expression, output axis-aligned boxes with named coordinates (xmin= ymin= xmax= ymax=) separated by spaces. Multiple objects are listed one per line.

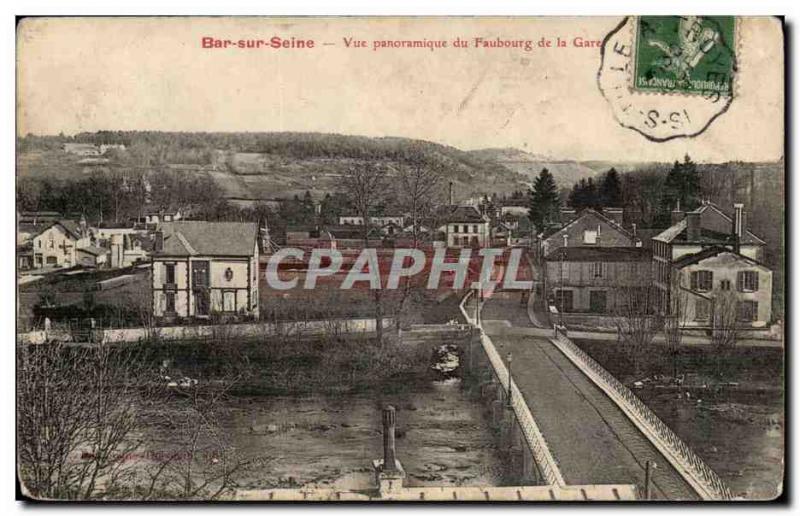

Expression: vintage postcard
xmin=15 ymin=16 xmax=784 ymax=502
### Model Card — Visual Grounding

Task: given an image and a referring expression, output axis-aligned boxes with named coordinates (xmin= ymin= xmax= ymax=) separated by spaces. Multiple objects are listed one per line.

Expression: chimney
xmin=560 ymin=208 xmax=576 ymax=225
xmin=686 ymin=211 xmax=701 ymax=241
xmin=154 ymin=230 xmax=164 ymax=252
xmin=449 ymin=182 xmax=454 ymax=206
xmin=603 ymin=207 xmax=624 ymax=226
xmin=671 ymin=200 xmax=685 ymax=226
xmin=733 ymin=203 xmax=745 ymax=253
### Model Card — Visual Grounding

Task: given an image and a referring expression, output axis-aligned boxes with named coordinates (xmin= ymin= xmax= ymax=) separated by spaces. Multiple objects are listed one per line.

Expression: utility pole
xmin=644 ymin=460 xmax=656 ymax=499
xmin=506 ymin=352 xmax=513 ymax=407
xmin=560 ymin=234 xmax=568 ymax=327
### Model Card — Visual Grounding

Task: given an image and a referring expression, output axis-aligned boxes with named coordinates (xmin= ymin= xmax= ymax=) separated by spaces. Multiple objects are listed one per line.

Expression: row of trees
xmin=526 ymin=154 xmax=705 ymax=233
xmin=17 ymin=169 xmax=224 ymax=224
xmin=613 ymin=284 xmax=742 ymax=379
xmin=339 ymin=148 xmax=448 ymax=344
xmin=567 ymin=168 xmax=623 ymax=211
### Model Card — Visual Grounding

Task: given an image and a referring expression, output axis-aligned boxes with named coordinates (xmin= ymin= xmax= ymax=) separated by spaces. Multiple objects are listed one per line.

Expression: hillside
xmin=17 ymin=132 xmax=531 ymax=203
xmin=468 ymin=147 xmax=602 ymax=187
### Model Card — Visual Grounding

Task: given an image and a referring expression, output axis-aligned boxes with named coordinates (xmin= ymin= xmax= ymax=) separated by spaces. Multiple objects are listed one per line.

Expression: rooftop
xmin=653 ymin=203 xmax=766 ymax=245
xmin=672 ymin=245 xmax=769 ymax=270
xmin=545 ymin=246 xmax=652 ymax=263
xmin=155 ymin=221 xmax=257 ymax=257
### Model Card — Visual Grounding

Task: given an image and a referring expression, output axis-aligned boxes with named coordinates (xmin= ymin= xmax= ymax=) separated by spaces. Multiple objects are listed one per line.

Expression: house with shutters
xmin=672 ymin=246 xmax=772 ymax=328
xmin=150 ymin=221 xmax=259 ymax=320
xmin=543 ymin=247 xmax=652 ymax=314
xmin=652 ymin=201 xmax=767 ymax=315
xmin=443 ymin=206 xmax=490 ymax=248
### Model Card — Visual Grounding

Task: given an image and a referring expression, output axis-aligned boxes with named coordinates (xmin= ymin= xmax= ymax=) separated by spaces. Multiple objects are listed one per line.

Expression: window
xmin=37 ymin=240 xmax=41 ymax=248
xmin=737 ymin=301 xmax=758 ymax=322
xmin=738 ymin=271 xmax=759 ymax=292
xmin=165 ymin=292 xmax=176 ymax=314
xmin=583 ymin=230 xmax=597 ymax=244
xmin=165 ymin=263 xmax=176 ymax=285
xmin=720 ymin=279 xmax=731 ymax=291
xmin=462 ymin=224 xmax=468 ymax=233
xmin=223 ymin=291 xmax=236 ymax=312
xmin=472 ymin=225 xmax=478 ymax=233
xmin=695 ymin=299 xmax=710 ymax=321
xmin=589 ymin=290 xmax=607 ymax=313
xmin=48 ymin=239 xmax=54 ymax=249
xmin=452 ymin=224 xmax=459 ymax=233
xmin=690 ymin=270 xmax=713 ymax=291
xmin=593 ymin=262 xmax=603 ymax=278
xmin=555 ymin=289 xmax=573 ymax=312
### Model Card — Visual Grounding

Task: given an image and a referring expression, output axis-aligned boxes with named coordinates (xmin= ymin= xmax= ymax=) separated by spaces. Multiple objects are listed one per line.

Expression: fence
xmin=552 ymin=327 xmax=732 ymax=500
xmin=459 ymin=291 xmax=566 ymax=487
xmin=18 ymin=317 xmax=395 ymax=345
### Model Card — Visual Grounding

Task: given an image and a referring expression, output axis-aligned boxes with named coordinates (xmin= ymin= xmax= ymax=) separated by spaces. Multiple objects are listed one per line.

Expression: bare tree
xmin=139 ymin=378 xmax=261 ymax=500
xmin=710 ymin=290 xmax=740 ymax=378
xmin=342 ymin=162 xmax=389 ymax=345
xmin=393 ymin=151 xmax=445 ymax=331
xmin=612 ymin=286 xmax=660 ymax=376
xmin=18 ymin=340 xmax=258 ymax=500
xmin=17 ymin=342 xmax=159 ymax=500
xmin=663 ymin=277 xmax=690 ymax=380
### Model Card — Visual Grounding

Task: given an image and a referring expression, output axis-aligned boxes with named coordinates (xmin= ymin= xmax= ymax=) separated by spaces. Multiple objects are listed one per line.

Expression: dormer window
xmin=583 ymin=230 xmax=597 ymax=244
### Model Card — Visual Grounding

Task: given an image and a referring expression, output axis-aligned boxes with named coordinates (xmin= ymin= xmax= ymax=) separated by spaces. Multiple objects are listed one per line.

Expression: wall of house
xmin=542 ymin=213 xmax=633 ymax=256
xmin=152 ymin=259 xmax=190 ymax=317
xmin=32 ymin=225 xmax=86 ymax=268
xmin=152 ymin=256 xmax=256 ymax=318
xmin=446 ymin=222 xmax=489 ymax=247
xmin=677 ymin=253 xmax=772 ymax=327
xmin=545 ymin=259 xmax=652 ymax=313
xmin=208 ymin=259 xmax=251 ymax=314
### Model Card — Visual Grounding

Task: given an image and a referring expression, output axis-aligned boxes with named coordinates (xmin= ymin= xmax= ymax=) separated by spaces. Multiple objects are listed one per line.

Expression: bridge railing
xmin=552 ymin=327 xmax=732 ymax=500
xmin=460 ymin=290 xmax=566 ymax=487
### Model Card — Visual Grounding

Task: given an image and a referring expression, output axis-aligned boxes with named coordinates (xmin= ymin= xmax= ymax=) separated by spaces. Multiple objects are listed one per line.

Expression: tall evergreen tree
xmin=567 ymin=177 xmax=601 ymax=210
xmin=599 ymin=168 xmax=623 ymax=207
xmin=658 ymin=154 xmax=701 ymax=225
xmin=528 ymin=168 xmax=560 ymax=232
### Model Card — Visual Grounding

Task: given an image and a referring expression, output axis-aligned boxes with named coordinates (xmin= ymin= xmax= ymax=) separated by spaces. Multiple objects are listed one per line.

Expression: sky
xmin=16 ymin=16 xmax=784 ymax=163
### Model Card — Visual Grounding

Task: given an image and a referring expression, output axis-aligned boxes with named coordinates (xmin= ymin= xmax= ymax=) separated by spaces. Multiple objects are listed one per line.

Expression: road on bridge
xmin=480 ymin=291 xmax=699 ymax=501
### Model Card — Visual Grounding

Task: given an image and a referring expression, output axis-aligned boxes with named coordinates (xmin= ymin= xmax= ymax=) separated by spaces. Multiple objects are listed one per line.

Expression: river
xmin=140 ymin=375 xmax=507 ymax=493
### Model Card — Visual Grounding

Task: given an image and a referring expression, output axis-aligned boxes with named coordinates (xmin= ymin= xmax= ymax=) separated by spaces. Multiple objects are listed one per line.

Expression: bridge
xmin=462 ymin=289 xmax=732 ymax=501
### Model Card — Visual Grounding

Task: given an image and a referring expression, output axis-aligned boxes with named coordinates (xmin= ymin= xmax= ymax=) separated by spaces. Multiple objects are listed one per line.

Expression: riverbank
xmin=573 ymin=339 xmax=784 ymax=500
xmin=141 ymin=334 xmax=438 ymax=396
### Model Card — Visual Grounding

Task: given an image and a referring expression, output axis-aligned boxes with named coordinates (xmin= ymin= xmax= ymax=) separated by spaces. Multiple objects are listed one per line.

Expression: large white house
xmin=442 ymin=206 xmax=490 ymax=248
xmin=151 ymin=221 xmax=259 ymax=320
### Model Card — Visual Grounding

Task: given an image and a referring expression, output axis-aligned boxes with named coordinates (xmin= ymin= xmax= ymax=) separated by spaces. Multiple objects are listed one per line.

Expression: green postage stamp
xmin=632 ymin=16 xmax=736 ymax=97
xmin=598 ymin=16 xmax=738 ymax=141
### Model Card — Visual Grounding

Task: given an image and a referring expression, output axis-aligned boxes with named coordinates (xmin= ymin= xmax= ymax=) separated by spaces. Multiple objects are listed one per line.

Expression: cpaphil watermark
xmin=264 ymin=247 xmax=533 ymax=292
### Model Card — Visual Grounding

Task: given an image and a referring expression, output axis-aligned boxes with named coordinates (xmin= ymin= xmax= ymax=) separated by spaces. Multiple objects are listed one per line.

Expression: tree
xmin=342 ymin=162 xmax=389 ymax=345
xmin=528 ymin=168 xmax=560 ymax=233
xmin=710 ymin=290 xmax=740 ymax=377
xmin=657 ymin=154 xmax=702 ymax=225
xmin=612 ymin=286 xmax=660 ymax=377
xmin=17 ymin=341 xmax=259 ymax=500
xmin=599 ymin=168 xmax=623 ymax=207
xmin=17 ymin=342 xmax=158 ymax=499
xmin=663 ymin=275 xmax=689 ymax=380
xmin=567 ymin=177 xmax=601 ymax=211
xmin=394 ymin=150 xmax=446 ymax=331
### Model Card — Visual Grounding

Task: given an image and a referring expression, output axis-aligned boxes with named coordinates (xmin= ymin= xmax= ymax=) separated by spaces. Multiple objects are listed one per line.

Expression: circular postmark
xmin=598 ymin=16 xmax=737 ymax=142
